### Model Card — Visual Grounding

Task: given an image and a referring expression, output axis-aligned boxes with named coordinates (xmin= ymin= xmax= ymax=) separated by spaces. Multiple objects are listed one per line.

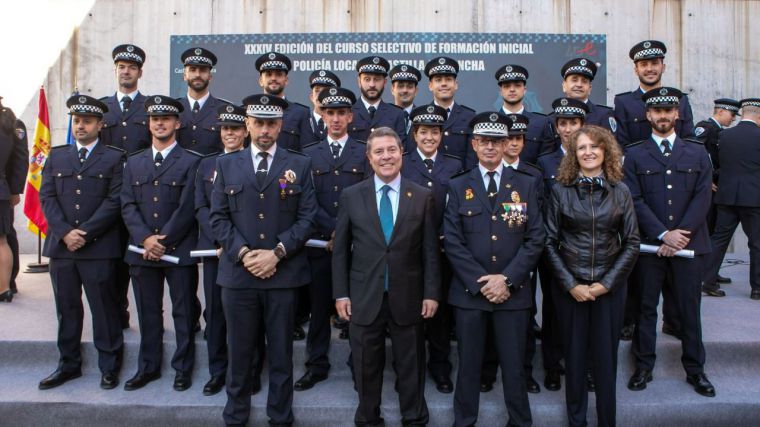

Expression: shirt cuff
xmin=336 ymin=297 xmax=349 ymax=301
xmin=657 ymin=231 xmax=667 ymax=241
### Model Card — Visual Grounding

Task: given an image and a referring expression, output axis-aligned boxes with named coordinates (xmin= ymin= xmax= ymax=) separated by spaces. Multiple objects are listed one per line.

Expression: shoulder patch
xmin=608 ymin=116 xmax=618 ymax=133
xmin=302 ymin=140 xmax=321 ymax=149
xmin=105 ymin=145 xmax=126 ymax=153
xmin=287 ymin=148 xmax=308 ymax=156
xmin=186 ymin=149 xmax=204 ymax=157
xmin=523 ymin=161 xmax=543 ymax=172
xmin=683 ymin=137 xmax=704 ymax=145
xmin=615 ymin=91 xmax=632 ymax=97
xmin=129 ymin=148 xmax=147 ymax=156
xmin=694 ymin=127 xmax=705 ymax=137
xmin=14 ymin=127 xmax=25 ymax=140
xmin=442 ymin=153 xmax=462 ymax=160
xmin=624 ymin=140 xmax=647 ymax=149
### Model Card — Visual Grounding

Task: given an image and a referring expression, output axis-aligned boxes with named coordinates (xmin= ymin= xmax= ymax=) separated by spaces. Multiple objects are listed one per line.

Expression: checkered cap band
xmin=473 ymin=122 xmax=509 ymax=136
xmin=741 ymin=100 xmax=760 ymax=108
xmin=633 ymin=48 xmax=665 ymax=60
xmin=69 ymin=104 xmax=105 ymax=115
xmin=114 ymin=52 xmax=144 ymax=64
xmin=564 ymin=65 xmax=593 ymax=76
xmin=510 ymin=123 xmax=528 ymax=130
xmin=184 ymin=55 xmax=213 ymax=66
xmin=555 ymin=106 xmax=587 ymax=116
xmin=218 ymin=113 xmax=246 ymax=123
xmin=147 ymin=104 xmax=180 ymax=114
xmin=391 ymin=72 xmax=419 ymax=82
xmin=412 ymin=114 xmax=446 ymax=124
xmin=646 ymin=96 xmax=680 ymax=106
xmin=358 ymin=64 xmax=387 ymax=74
xmin=260 ymin=60 xmax=288 ymax=70
xmin=311 ymin=76 xmax=338 ymax=86
xmin=428 ymin=64 xmax=457 ymax=75
xmin=321 ymin=95 xmax=353 ymax=106
xmin=246 ymin=104 xmax=284 ymax=118
xmin=498 ymin=72 xmax=527 ymax=82
xmin=715 ymin=103 xmax=739 ymax=112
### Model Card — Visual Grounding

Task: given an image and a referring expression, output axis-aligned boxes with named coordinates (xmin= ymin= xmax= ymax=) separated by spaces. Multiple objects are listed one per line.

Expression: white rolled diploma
xmin=306 ymin=239 xmax=329 ymax=249
xmin=190 ymin=249 xmax=218 ymax=258
xmin=128 ymin=244 xmax=180 ymax=264
xmin=640 ymin=244 xmax=695 ymax=259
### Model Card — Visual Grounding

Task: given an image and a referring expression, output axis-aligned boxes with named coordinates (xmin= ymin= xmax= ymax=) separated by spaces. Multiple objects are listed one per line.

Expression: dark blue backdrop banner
xmin=170 ymin=33 xmax=607 ymax=114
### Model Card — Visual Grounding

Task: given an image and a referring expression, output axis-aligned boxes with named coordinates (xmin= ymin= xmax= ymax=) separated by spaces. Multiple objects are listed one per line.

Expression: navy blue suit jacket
xmin=349 ymin=100 xmax=407 ymax=143
xmin=714 ymin=121 xmax=760 ymax=207
xmin=439 ymin=103 xmax=476 ymax=168
xmin=279 ymin=101 xmax=316 ymax=152
xmin=194 ymin=152 xmax=222 ymax=250
xmin=499 ymin=108 xmax=554 ymax=164
xmin=100 ymin=93 xmax=151 ymax=154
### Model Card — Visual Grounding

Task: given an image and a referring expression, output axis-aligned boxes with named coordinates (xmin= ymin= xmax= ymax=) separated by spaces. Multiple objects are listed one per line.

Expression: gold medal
xmin=511 ymin=191 xmax=520 ymax=203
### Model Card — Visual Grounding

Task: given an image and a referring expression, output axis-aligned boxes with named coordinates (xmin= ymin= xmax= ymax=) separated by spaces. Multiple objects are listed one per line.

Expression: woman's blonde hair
xmin=556 ymin=125 xmax=624 ymax=185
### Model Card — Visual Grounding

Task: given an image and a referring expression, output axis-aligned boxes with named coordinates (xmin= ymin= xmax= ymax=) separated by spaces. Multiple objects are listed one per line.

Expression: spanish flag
xmin=23 ymin=87 xmax=50 ymax=237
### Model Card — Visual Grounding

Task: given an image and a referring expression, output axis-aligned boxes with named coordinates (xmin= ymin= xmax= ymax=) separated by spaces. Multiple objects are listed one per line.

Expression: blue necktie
xmin=380 ymin=185 xmax=393 ymax=291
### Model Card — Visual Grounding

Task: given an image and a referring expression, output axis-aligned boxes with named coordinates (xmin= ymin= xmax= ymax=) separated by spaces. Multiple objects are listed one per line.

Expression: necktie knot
xmin=661 ymin=139 xmax=672 ymax=157
xmin=154 ymin=152 xmax=163 ymax=167
xmin=122 ymin=96 xmax=132 ymax=112
xmin=330 ymin=142 xmax=341 ymax=158
xmin=368 ymin=105 xmax=376 ymax=119
xmin=78 ymin=147 xmax=88 ymax=164
xmin=193 ymin=100 xmax=200 ymax=114
xmin=423 ymin=158 xmax=434 ymax=172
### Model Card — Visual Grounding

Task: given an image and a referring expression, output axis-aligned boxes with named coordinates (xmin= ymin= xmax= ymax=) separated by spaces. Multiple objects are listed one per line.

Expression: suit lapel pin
xmin=465 ymin=188 xmax=474 ymax=200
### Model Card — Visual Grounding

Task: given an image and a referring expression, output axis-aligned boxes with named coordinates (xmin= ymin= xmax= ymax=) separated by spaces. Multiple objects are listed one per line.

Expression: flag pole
xmin=25 ymin=228 xmax=48 ymax=273
xmin=23 ymin=85 xmax=51 ymax=273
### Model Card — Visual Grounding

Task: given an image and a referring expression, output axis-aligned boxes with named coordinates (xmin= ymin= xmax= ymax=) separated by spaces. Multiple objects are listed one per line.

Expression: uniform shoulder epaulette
xmin=513 ymin=167 xmax=534 ymax=177
xmin=203 ymin=151 xmax=221 ymax=157
xmin=458 ymin=104 xmax=475 ymax=113
xmin=302 ymin=140 xmax=321 ymax=149
xmin=442 ymin=153 xmax=461 ymax=161
xmin=450 ymin=168 xmax=474 ymax=180
xmin=352 ymin=139 xmax=366 ymax=144
xmin=684 ymin=137 xmax=704 ymax=145
xmin=51 ymin=144 xmax=70 ymax=150
xmin=186 ymin=149 xmax=204 ymax=157
xmin=523 ymin=161 xmax=543 ymax=172
xmin=624 ymin=139 xmax=647 ymax=149
xmin=596 ymin=104 xmax=613 ymax=110
xmin=218 ymin=150 xmax=237 ymax=157
xmin=216 ymin=97 xmax=233 ymax=105
xmin=402 ymin=151 xmax=411 ymax=157
xmin=384 ymin=102 xmax=403 ymax=111
xmin=529 ymin=111 xmax=547 ymax=117
xmin=105 ymin=145 xmax=126 ymax=154
xmin=99 ymin=96 xmax=110 ymax=102
xmin=287 ymin=148 xmax=308 ymax=156
xmin=537 ymin=149 xmax=557 ymax=158
xmin=129 ymin=148 xmax=147 ymax=156
xmin=289 ymin=101 xmax=309 ymax=110
xmin=615 ymin=91 xmax=632 ymax=97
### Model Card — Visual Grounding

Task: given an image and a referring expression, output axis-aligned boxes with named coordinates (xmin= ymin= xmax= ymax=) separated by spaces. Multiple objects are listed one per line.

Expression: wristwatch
xmin=502 ymin=275 xmax=515 ymax=293
xmin=273 ymin=243 xmax=286 ymax=260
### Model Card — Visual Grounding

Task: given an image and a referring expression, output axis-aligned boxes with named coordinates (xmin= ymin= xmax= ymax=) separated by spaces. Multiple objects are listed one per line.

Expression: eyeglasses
xmin=474 ymin=138 xmax=506 ymax=147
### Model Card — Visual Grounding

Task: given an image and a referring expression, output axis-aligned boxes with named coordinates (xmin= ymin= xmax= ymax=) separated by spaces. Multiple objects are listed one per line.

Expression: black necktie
xmin=446 ymin=107 xmax=451 ymax=119
xmin=318 ymin=118 xmax=325 ymax=132
xmin=78 ymin=147 xmax=88 ymax=165
xmin=487 ymin=171 xmax=497 ymax=209
xmin=661 ymin=139 xmax=672 ymax=157
xmin=154 ymin=152 xmax=163 ymax=168
xmin=423 ymin=158 xmax=434 ymax=172
xmin=193 ymin=101 xmax=200 ymax=114
xmin=330 ymin=142 xmax=341 ymax=159
xmin=256 ymin=152 xmax=269 ymax=186
xmin=368 ymin=105 xmax=376 ymax=120
xmin=122 ymin=96 xmax=132 ymax=113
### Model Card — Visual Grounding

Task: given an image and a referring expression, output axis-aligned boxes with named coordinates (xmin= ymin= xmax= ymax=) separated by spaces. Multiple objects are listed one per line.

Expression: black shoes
xmin=293 ymin=325 xmax=306 ymax=341
xmin=250 ymin=376 xmax=262 ymax=395
xmin=586 ymin=370 xmax=595 ymax=392
xmin=124 ymin=371 xmax=161 ymax=391
xmin=38 ymin=369 xmax=82 ymax=390
xmin=294 ymin=371 xmax=328 ymax=391
xmin=526 ymin=375 xmax=541 ymax=394
xmin=100 ymin=372 xmax=120 ymax=390
xmin=661 ymin=323 xmax=681 ymax=339
xmin=0 ymin=289 xmax=13 ymax=302
xmin=432 ymin=374 xmax=453 ymax=394
xmin=479 ymin=381 xmax=493 ymax=393
xmin=751 ymin=289 xmax=760 ymax=300
xmin=173 ymin=371 xmax=192 ymax=391
xmin=627 ymin=369 xmax=653 ymax=391
xmin=544 ymin=369 xmax=561 ymax=391
xmin=620 ymin=324 xmax=635 ymax=341
xmin=702 ymin=283 xmax=726 ymax=297
xmin=687 ymin=373 xmax=716 ymax=397
xmin=716 ymin=274 xmax=732 ymax=284
xmin=203 ymin=375 xmax=225 ymax=396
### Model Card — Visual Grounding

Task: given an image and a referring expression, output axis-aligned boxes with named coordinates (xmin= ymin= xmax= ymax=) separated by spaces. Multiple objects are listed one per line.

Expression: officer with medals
xmin=177 ymin=47 xmax=227 ymax=155
xmin=536 ymin=97 xmax=589 ymax=392
xmin=425 ymin=57 xmax=476 ymax=168
xmin=400 ymin=104 xmax=463 ymax=394
xmin=256 ymin=51 xmax=315 ymax=151
xmin=444 ymin=112 xmax=545 ymax=427
xmin=38 ymin=95 xmax=125 ymax=390
xmin=349 ymin=56 xmax=407 ymax=144
xmin=210 ymin=94 xmax=316 ymax=426
xmin=121 ymin=95 xmax=201 ymax=392
xmin=558 ymin=58 xmax=617 ymax=138
xmin=494 ymin=64 xmax=554 ymax=164
xmin=623 ymin=87 xmax=716 ymax=398
xmin=614 ymin=40 xmax=695 ymax=147
xmin=308 ymin=69 xmax=341 ymax=142
xmin=389 ymin=64 xmax=422 ymax=137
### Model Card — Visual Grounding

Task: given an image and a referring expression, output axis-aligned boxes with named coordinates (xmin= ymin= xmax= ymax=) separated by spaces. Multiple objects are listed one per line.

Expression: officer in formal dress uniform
xmin=425 ymin=57 xmax=476 ymax=169
xmin=702 ymin=98 xmax=760 ymax=301
xmin=444 ymin=112 xmax=545 ymax=427
xmin=177 ymin=47 xmax=227 ymax=155
xmin=121 ymin=95 xmax=201 ymax=392
xmin=349 ymin=56 xmax=407 ymax=144
xmin=256 ymin=51 xmax=316 ymax=152
xmin=38 ymin=95 xmax=125 ymax=390
xmin=623 ymin=87 xmax=716 ymax=398
xmin=100 ymin=43 xmax=151 ymax=329
xmin=295 ymin=87 xmax=368 ymax=392
xmin=494 ymin=64 xmax=554 ymax=164
xmin=389 ymin=64 xmax=422 ymax=137
xmin=534 ymin=98 xmax=589 ymax=392
xmin=210 ymin=94 xmax=316 ymax=426
xmin=308 ymin=69 xmax=341 ymax=142
xmin=400 ymin=104 xmax=463 ymax=394
xmin=558 ymin=58 xmax=617 ymax=136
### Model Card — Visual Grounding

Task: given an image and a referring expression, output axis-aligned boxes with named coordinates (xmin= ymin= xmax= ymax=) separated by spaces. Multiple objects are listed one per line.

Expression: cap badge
xmin=126 ymin=45 xmax=134 ymax=53
xmin=329 ymin=88 xmax=337 ymax=95
xmin=226 ymin=105 xmax=234 ymax=113
xmin=154 ymin=96 xmax=162 ymax=104
xmin=644 ymin=41 xmax=652 ymax=49
xmin=426 ymin=105 xmax=435 ymax=113
xmin=260 ymin=96 xmax=269 ymax=105
xmin=438 ymin=58 xmax=446 ymax=64
xmin=659 ymin=88 xmax=668 ymax=95
xmin=506 ymin=65 xmax=513 ymax=72
xmin=194 ymin=48 xmax=202 ymax=55
xmin=372 ymin=57 xmax=380 ymax=64
xmin=319 ymin=70 xmax=326 ymax=76
xmin=560 ymin=99 xmax=568 ymax=106
xmin=580 ymin=59 xmax=587 ymax=66
xmin=401 ymin=65 xmax=408 ymax=71
xmin=78 ymin=96 xmax=87 ymax=104
xmin=489 ymin=113 xmax=498 ymax=122
xmin=268 ymin=53 xmax=276 ymax=60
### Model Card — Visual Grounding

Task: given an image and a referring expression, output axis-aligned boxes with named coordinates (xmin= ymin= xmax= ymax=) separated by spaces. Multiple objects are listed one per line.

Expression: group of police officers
xmin=30 ymin=36 xmax=760 ymax=427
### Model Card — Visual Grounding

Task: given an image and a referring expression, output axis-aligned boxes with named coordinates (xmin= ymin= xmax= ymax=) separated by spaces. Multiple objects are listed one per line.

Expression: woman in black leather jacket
xmin=545 ymin=125 xmax=640 ymax=427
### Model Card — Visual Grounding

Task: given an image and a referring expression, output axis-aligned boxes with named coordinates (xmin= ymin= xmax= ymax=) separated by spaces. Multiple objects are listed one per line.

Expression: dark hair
xmin=0 ymin=98 xmax=17 ymax=134
xmin=366 ymin=127 xmax=403 ymax=153
xmin=556 ymin=125 xmax=624 ymax=185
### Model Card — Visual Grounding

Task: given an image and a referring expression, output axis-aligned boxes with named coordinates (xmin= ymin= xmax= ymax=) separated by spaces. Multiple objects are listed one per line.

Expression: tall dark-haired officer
xmin=308 ymin=69 xmax=341 ymax=142
xmin=121 ymin=95 xmax=201 ymax=392
xmin=349 ymin=56 xmax=407 ymax=144
xmin=211 ymin=94 xmax=316 ymax=426
xmin=177 ymin=47 xmax=227 ymax=155
xmin=558 ymin=58 xmax=617 ymax=136
xmin=401 ymin=104 xmax=463 ymax=394
xmin=425 ymin=57 xmax=476 ymax=168
xmin=256 ymin=51 xmax=315 ymax=151
xmin=100 ymin=43 xmax=150 ymax=329
xmin=623 ymin=87 xmax=715 ymax=398
xmin=38 ymin=95 xmax=125 ymax=390
xmin=494 ymin=64 xmax=554 ymax=164
xmin=389 ymin=64 xmax=422 ymax=135
xmin=445 ymin=112 xmax=545 ymax=427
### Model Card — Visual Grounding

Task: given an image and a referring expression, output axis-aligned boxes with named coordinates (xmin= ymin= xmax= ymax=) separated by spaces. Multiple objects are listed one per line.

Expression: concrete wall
xmin=15 ymin=0 xmax=760 ymax=252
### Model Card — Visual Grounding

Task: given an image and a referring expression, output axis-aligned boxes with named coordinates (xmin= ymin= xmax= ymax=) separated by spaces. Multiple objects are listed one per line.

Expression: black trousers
xmin=703 ymin=205 xmax=760 ymax=290
xmin=624 ymin=264 xmax=681 ymax=332
xmin=115 ymin=223 xmax=131 ymax=325
xmin=50 ymin=258 xmax=123 ymax=373
xmin=553 ymin=283 xmax=626 ymax=427
xmin=426 ymin=256 xmax=453 ymax=378
xmin=350 ymin=295 xmax=428 ymax=426
xmin=222 ymin=287 xmax=296 ymax=426
xmin=538 ymin=258 xmax=563 ymax=373
xmin=8 ymin=224 xmax=18 ymax=291
xmin=454 ymin=308 xmax=531 ymax=427
xmin=305 ymin=248 xmax=334 ymax=376
xmin=633 ymin=255 xmax=705 ymax=375
xmin=130 ymin=265 xmax=198 ymax=374
xmin=201 ymin=258 xmax=227 ymax=377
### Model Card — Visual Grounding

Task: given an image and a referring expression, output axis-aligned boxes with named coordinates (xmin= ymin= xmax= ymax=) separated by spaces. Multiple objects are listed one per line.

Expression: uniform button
xmin=666 ymin=170 xmax=672 ymax=175
xmin=491 ymin=235 xmax=497 ymax=241
xmin=667 ymin=184 xmax=672 ymax=189
xmin=77 ymin=175 xmax=82 ymax=180
xmin=153 ymin=197 xmax=159 ymax=202
xmin=172 ymin=181 xmax=176 ymax=185
xmin=192 ymin=140 xmax=197 ymax=144
xmin=491 ymin=255 xmax=497 ymax=262
xmin=334 ymin=186 xmax=339 ymax=191
xmin=74 ymin=204 xmax=80 ymax=210
xmin=122 ymin=122 xmax=127 ymax=127
xmin=154 ymin=180 xmax=159 ymax=186
xmin=259 ymin=193 xmax=265 ymax=199
xmin=444 ymin=131 xmax=450 ymax=136
xmin=352 ymin=168 xmax=357 ymax=173
xmin=258 ymin=213 xmax=264 ymax=219
xmin=259 ymin=233 xmax=265 ymax=239
xmin=153 ymin=213 xmax=158 ymax=218
xmin=467 ymin=210 xmax=472 ymax=215
xmin=491 ymin=215 xmax=497 ymax=221
xmin=75 ymin=189 xmax=81 ymax=195
xmin=370 ymin=128 xmax=375 ymax=132
xmin=668 ymin=200 xmax=672 ymax=205
xmin=192 ymin=125 xmax=197 ymax=130
xmin=57 ymin=172 xmax=62 ymax=177
xmin=669 ymin=215 xmax=674 ymax=220
xmin=334 ymin=202 xmax=339 ymax=207
xmin=334 ymin=170 xmax=340 ymax=175
xmin=154 ymin=228 xmax=159 ymax=233
xmin=122 ymin=136 xmax=127 ymax=140
xmin=74 ymin=220 xmax=79 ymax=225
xmin=427 ymin=181 xmax=433 ymax=187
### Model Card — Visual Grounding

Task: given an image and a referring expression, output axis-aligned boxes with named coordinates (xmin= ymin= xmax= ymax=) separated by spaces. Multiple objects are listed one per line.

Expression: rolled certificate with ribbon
xmin=190 ymin=249 xmax=219 ymax=258
xmin=640 ymin=244 xmax=694 ymax=259
xmin=306 ymin=239 xmax=329 ymax=249
xmin=128 ymin=244 xmax=180 ymax=264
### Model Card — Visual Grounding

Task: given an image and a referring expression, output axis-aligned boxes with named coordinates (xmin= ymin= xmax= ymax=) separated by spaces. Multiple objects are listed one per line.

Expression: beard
xmin=361 ymin=86 xmax=384 ymax=102
xmin=188 ymin=79 xmax=209 ymax=92
xmin=653 ymin=118 xmax=675 ymax=134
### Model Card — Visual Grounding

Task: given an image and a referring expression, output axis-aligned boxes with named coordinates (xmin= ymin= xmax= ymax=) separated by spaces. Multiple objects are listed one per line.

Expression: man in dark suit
xmin=702 ymin=99 xmax=760 ymax=301
xmin=38 ymin=95 xmax=125 ymax=390
xmin=100 ymin=43 xmax=151 ymax=329
xmin=389 ymin=64 xmax=422 ymax=136
xmin=297 ymin=88 xmax=368 ymax=391
xmin=121 ymin=95 xmax=201 ymax=392
xmin=177 ymin=47 xmax=227 ymax=155
xmin=307 ymin=69 xmax=341 ymax=142
xmin=557 ymin=58 xmax=617 ymax=136
xmin=210 ymin=94 xmax=316 ymax=426
xmin=349 ymin=56 xmax=407 ymax=144
xmin=401 ymin=105 xmax=463 ymax=394
xmin=444 ymin=112 xmax=545 ymax=427
xmin=333 ymin=127 xmax=441 ymax=426
xmin=623 ymin=87 xmax=715 ymax=398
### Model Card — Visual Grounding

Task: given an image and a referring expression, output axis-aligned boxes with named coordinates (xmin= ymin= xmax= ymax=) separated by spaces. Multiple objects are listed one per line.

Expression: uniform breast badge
xmin=501 ymin=191 xmax=527 ymax=227
xmin=465 ymin=188 xmax=474 ymax=200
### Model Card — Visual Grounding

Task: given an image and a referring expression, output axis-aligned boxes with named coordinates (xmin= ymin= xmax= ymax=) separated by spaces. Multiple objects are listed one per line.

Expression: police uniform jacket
xmin=537 ymin=148 xmax=564 ymax=203
xmin=40 ymin=142 xmax=125 ymax=259
xmin=401 ymin=151 xmax=462 ymax=230
xmin=500 ymin=108 xmax=553 ymax=164
xmin=279 ymin=101 xmax=316 ymax=151
xmin=121 ymin=145 xmax=201 ymax=266
xmin=515 ymin=161 xmax=544 ymax=211
xmin=694 ymin=118 xmax=722 ymax=179
xmin=443 ymin=166 xmax=545 ymax=311
xmin=177 ymin=95 xmax=228 ymax=155
xmin=622 ymin=136 xmax=712 ymax=254
xmin=309 ymin=113 xmax=327 ymax=142
xmin=194 ymin=152 xmax=221 ymax=249
xmin=440 ymin=103 xmax=475 ymax=167
xmin=713 ymin=120 xmax=760 ymax=207
xmin=1 ymin=119 xmax=28 ymax=199
xmin=303 ymin=138 xmax=368 ymax=239
xmin=349 ymin=101 xmax=407 ymax=143
xmin=209 ymin=146 xmax=317 ymax=289
xmin=614 ymin=89 xmax=695 ymax=147
xmin=100 ymin=93 xmax=150 ymax=154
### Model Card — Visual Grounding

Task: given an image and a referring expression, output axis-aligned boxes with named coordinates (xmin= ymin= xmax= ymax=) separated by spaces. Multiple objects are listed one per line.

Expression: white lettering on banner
xmin=292 ymin=59 xmax=332 ymax=71
xmin=243 ymin=44 xmax=273 ymax=55
xmin=369 ymin=42 xmax=423 ymax=54
xmin=333 ymin=59 xmax=358 ymax=71
xmin=334 ymin=43 xmax=370 ymax=53
xmin=273 ymin=43 xmax=315 ymax=54
xmin=498 ymin=43 xmax=535 ymax=54
xmin=458 ymin=60 xmax=485 ymax=71
xmin=437 ymin=42 xmax=497 ymax=54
